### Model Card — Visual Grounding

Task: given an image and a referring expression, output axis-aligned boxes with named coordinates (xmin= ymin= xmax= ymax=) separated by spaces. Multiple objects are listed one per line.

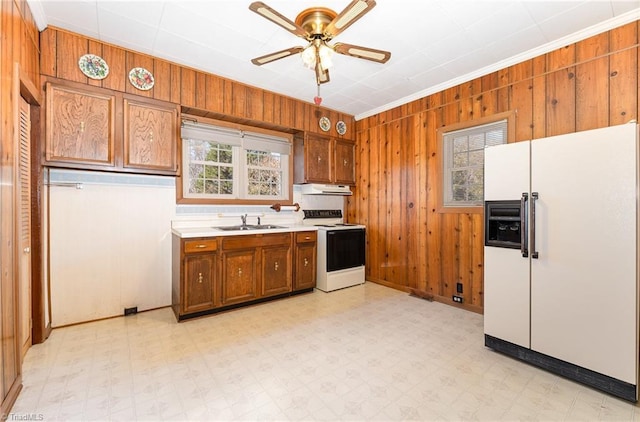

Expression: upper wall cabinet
xmin=45 ymin=82 xmax=116 ymax=167
xmin=44 ymin=78 xmax=180 ymax=176
xmin=293 ymin=133 xmax=355 ymax=185
xmin=123 ymin=95 xmax=178 ymax=173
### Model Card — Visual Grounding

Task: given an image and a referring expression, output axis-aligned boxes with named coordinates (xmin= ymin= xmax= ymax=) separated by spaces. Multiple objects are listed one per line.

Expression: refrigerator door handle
xmin=531 ymin=192 xmax=539 ymax=259
xmin=521 ymin=192 xmax=528 ymax=258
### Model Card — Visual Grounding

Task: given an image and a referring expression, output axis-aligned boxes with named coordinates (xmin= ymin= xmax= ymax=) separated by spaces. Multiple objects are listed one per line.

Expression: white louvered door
xmin=18 ymin=96 xmax=32 ymax=360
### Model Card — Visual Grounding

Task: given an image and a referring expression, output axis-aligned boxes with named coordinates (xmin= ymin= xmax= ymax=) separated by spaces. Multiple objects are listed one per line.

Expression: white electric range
xmin=302 ymin=210 xmax=366 ymax=292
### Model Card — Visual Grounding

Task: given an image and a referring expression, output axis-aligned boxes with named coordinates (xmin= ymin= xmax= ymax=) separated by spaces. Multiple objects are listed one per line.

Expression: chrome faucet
xmin=240 ymin=214 xmax=248 ymax=226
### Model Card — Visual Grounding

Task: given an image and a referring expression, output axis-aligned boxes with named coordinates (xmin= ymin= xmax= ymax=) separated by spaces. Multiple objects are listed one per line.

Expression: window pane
xmin=453 ymin=152 xmax=468 ymax=167
xmin=453 ymin=137 xmax=468 ymax=153
xmin=469 ymin=134 xmax=485 ymax=150
xmin=468 ymin=150 xmax=484 ymax=166
xmin=452 ymin=170 xmax=467 ymax=185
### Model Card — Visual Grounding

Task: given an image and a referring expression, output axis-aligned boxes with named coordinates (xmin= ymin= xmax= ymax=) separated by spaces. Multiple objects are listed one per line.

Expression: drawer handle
xmin=198 ymin=272 xmax=203 ymax=283
xmin=305 ymin=236 xmax=311 ymax=240
xmin=274 ymin=261 xmax=279 ymax=271
xmin=304 ymin=258 xmax=309 ymax=267
xmin=343 ymin=159 xmax=348 ymax=166
xmin=195 ymin=244 xmax=207 ymax=248
xmin=79 ymin=121 xmax=85 ymax=132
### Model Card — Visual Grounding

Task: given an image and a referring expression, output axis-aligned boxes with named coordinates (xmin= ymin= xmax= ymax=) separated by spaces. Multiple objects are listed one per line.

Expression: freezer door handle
xmin=521 ymin=192 xmax=528 ymax=258
xmin=531 ymin=192 xmax=539 ymax=259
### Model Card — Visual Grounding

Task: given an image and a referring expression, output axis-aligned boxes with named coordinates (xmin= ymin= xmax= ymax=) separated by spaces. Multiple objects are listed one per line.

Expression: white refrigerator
xmin=483 ymin=123 xmax=638 ymax=401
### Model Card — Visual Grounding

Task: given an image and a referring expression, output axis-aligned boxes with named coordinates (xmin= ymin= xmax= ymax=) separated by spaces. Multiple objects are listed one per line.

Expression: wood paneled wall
xmin=0 ymin=0 xmax=40 ymax=416
xmin=348 ymin=22 xmax=639 ymax=313
xmin=39 ymin=27 xmax=356 ymax=139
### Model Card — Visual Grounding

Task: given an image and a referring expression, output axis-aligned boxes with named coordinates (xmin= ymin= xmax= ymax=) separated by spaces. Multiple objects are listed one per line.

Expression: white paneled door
xmin=530 ymin=124 xmax=638 ymax=384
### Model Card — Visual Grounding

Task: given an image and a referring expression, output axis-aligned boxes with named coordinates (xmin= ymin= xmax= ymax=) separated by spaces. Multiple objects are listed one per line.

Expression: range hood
xmin=300 ymin=184 xmax=352 ymax=196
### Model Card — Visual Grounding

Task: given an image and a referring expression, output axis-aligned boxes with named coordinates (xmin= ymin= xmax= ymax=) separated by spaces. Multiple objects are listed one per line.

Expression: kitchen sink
xmin=214 ymin=224 xmax=286 ymax=231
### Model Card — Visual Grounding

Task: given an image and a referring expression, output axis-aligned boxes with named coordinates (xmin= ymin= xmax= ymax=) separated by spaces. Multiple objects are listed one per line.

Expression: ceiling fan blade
xmin=333 ymin=42 xmax=391 ymax=63
xmin=251 ymin=46 xmax=304 ymax=66
xmin=324 ymin=0 xmax=376 ymax=38
xmin=249 ymin=2 xmax=308 ymax=38
xmin=316 ymin=62 xmax=330 ymax=84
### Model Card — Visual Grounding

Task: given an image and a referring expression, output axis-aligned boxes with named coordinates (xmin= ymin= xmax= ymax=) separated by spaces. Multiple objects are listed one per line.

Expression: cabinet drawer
xmin=296 ymin=231 xmax=317 ymax=243
xmin=222 ymin=233 xmax=291 ymax=250
xmin=184 ymin=239 xmax=217 ymax=253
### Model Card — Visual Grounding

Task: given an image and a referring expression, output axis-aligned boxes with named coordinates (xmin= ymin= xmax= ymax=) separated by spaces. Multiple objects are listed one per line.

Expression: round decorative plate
xmin=319 ymin=116 xmax=331 ymax=132
xmin=128 ymin=67 xmax=155 ymax=91
xmin=78 ymin=54 xmax=109 ymax=80
xmin=336 ymin=120 xmax=347 ymax=135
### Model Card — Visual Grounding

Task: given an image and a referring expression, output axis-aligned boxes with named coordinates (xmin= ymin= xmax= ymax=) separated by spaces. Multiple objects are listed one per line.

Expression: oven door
xmin=326 ymin=228 xmax=366 ymax=272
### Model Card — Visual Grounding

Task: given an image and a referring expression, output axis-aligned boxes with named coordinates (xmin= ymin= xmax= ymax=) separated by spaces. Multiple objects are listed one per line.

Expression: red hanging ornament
xmin=313 ymin=84 xmax=322 ymax=105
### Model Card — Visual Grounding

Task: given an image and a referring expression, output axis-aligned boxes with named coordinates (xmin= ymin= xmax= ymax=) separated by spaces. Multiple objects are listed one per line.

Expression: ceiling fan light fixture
xmin=301 ymin=42 xmax=334 ymax=71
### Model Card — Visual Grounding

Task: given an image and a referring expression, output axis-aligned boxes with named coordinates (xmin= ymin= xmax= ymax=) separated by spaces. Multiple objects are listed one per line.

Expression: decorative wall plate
xmin=78 ymin=54 xmax=109 ymax=80
xmin=319 ymin=116 xmax=331 ymax=132
xmin=128 ymin=67 xmax=155 ymax=90
xmin=336 ymin=120 xmax=347 ymax=135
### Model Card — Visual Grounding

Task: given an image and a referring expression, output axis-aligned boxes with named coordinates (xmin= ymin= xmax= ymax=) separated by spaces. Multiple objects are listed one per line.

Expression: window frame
xmin=437 ymin=111 xmax=515 ymax=214
xmin=177 ymin=116 xmax=294 ymax=205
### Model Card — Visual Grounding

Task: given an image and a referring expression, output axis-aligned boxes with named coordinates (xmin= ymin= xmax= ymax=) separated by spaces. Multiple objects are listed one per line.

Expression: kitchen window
xmin=179 ymin=119 xmax=291 ymax=203
xmin=438 ymin=112 xmax=513 ymax=213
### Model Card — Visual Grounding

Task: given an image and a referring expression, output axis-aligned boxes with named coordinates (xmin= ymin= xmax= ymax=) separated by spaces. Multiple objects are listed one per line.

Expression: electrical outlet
xmin=452 ymin=295 xmax=463 ymax=304
xmin=124 ymin=307 xmax=138 ymax=316
xmin=456 ymin=283 xmax=463 ymax=293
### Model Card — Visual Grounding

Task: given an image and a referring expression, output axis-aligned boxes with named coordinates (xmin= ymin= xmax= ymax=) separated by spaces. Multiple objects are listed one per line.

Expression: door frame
xmin=13 ymin=63 xmax=47 ymax=345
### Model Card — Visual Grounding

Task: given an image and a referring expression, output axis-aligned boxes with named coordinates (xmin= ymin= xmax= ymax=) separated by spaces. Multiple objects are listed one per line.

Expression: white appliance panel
xmin=484 ymin=141 xmax=531 ymax=201
xmin=484 ymin=140 xmax=531 ymax=347
xmin=530 ymin=123 xmax=638 ymax=384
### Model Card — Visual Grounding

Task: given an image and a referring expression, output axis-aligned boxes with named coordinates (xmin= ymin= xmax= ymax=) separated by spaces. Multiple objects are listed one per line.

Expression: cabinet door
xmin=123 ymin=97 xmax=178 ymax=173
xmin=261 ymin=245 xmax=292 ymax=296
xmin=530 ymin=123 xmax=637 ymax=384
xmin=334 ymin=140 xmax=355 ymax=185
xmin=305 ymin=134 xmax=332 ymax=183
xmin=221 ymin=249 xmax=258 ymax=305
xmin=183 ymin=253 xmax=216 ymax=314
xmin=45 ymin=82 xmax=115 ymax=166
xmin=294 ymin=241 xmax=316 ymax=290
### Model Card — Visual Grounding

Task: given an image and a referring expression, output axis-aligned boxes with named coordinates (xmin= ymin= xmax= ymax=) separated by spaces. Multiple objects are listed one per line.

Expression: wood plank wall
xmin=39 ymin=27 xmax=356 ymax=140
xmin=348 ymin=22 xmax=639 ymax=313
xmin=0 ymin=0 xmax=40 ymax=416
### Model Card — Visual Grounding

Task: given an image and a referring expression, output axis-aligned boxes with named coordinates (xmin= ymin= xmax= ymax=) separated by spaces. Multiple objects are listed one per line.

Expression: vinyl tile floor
xmin=10 ymin=282 xmax=640 ymax=421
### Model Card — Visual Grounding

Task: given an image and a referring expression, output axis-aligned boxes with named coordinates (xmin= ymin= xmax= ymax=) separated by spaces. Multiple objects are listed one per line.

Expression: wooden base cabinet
xmin=294 ymin=231 xmax=317 ymax=291
xmin=172 ymin=237 xmax=218 ymax=319
xmin=173 ymin=231 xmax=316 ymax=321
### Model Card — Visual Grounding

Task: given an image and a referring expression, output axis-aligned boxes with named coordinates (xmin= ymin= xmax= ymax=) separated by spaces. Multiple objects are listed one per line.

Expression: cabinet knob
xmin=80 ymin=121 xmax=85 ymax=132
xmin=343 ymin=159 xmax=348 ymax=166
xmin=238 ymin=268 xmax=242 ymax=276
xmin=149 ymin=131 xmax=154 ymax=142
xmin=198 ymin=272 xmax=203 ymax=283
xmin=274 ymin=261 xmax=279 ymax=271
xmin=23 ymin=247 xmax=30 ymax=254
xmin=304 ymin=258 xmax=309 ymax=267
xmin=317 ymin=156 xmax=322 ymax=162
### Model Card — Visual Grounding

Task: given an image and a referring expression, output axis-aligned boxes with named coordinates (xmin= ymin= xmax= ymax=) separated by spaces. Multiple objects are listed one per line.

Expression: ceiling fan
xmin=249 ymin=0 xmax=391 ymax=86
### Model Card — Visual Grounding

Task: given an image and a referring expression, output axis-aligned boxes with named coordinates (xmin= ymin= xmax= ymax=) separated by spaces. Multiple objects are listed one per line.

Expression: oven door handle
xmin=521 ymin=192 xmax=528 ymax=258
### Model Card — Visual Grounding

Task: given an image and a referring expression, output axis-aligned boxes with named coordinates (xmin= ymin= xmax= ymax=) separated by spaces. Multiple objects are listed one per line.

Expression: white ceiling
xmin=28 ymin=0 xmax=640 ymax=120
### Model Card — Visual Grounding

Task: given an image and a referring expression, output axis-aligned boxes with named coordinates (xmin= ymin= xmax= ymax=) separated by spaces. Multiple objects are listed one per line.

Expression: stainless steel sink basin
xmin=214 ymin=224 xmax=286 ymax=231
